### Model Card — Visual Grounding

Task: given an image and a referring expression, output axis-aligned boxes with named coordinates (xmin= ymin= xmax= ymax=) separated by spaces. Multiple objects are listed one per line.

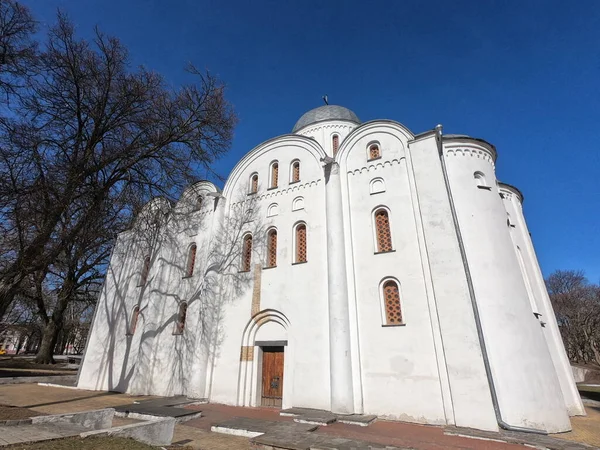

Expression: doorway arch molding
xmin=237 ymin=309 xmax=292 ymax=407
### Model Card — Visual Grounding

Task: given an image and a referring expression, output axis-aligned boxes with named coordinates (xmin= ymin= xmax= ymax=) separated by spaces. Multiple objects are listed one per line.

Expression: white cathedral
xmin=78 ymin=105 xmax=584 ymax=433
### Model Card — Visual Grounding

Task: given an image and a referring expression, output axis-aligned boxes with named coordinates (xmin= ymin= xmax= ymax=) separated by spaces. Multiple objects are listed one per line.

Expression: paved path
xmin=0 ymin=384 xmax=598 ymax=449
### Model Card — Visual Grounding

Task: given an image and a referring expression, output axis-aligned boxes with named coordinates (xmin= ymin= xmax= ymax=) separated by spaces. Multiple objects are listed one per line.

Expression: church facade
xmin=77 ymin=105 xmax=584 ymax=433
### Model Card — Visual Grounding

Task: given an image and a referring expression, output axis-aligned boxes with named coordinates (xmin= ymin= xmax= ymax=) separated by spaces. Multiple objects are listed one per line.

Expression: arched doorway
xmin=238 ymin=309 xmax=291 ymax=408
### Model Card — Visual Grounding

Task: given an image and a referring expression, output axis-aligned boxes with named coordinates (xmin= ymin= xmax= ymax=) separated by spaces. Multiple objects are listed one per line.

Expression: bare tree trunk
xmin=35 ymin=320 xmax=60 ymax=364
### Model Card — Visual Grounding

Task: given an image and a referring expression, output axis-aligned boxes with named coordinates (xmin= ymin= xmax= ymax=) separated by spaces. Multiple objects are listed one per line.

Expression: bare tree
xmin=547 ymin=269 xmax=600 ymax=366
xmin=0 ymin=0 xmax=36 ymax=99
xmin=0 ymin=8 xmax=236 ymax=362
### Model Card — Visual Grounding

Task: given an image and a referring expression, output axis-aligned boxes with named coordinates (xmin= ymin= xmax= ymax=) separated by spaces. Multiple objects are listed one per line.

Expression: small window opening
xmin=186 ymin=244 xmax=197 ymax=277
xmin=270 ymin=162 xmax=279 ymax=189
xmin=267 ymin=229 xmax=277 ymax=268
xmin=369 ymin=144 xmax=381 ymax=160
xmin=291 ymin=161 xmax=300 ymax=183
xmin=374 ymin=209 xmax=393 ymax=253
xmin=241 ymin=234 xmax=253 ymax=271
xmin=332 ymin=135 xmax=339 ymax=156
xmin=250 ymin=174 xmax=258 ymax=194
xmin=295 ymin=223 xmax=307 ymax=263
xmin=175 ymin=303 xmax=188 ymax=334
xmin=383 ymin=280 xmax=403 ymax=325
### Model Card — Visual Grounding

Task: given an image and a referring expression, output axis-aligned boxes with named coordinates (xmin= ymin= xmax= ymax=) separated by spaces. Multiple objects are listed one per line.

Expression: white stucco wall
xmin=78 ymin=108 xmax=578 ymax=434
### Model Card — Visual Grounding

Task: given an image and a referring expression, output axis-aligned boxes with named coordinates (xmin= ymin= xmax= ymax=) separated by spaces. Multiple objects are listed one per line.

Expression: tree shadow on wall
xmin=85 ymin=187 xmax=265 ymax=397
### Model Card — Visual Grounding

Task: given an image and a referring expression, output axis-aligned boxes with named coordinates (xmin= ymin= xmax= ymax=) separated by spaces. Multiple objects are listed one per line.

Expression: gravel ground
xmin=4 ymin=436 xmax=194 ymax=449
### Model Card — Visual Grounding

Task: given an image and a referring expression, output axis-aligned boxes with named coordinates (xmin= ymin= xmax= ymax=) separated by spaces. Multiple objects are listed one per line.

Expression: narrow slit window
xmin=242 ymin=234 xmax=253 ymax=271
xmin=295 ymin=223 xmax=307 ymax=263
xmin=139 ymin=255 xmax=150 ymax=286
xmin=250 ymin=174 xmax=258 ymax=194
xmin=270 ymin=162 xmax=279 ymax=188
xmin=130 ymin=306 xmax=140 ymax=334
xmin=332 ymin=135 xmax=339 ymax=156
xmin=369 ymin=144 xmax=381 ymax=160
xmin=267 ymin=229 xmax=277 ymax=267
xmin=383 ymin=280 xmax=403 ymax=325
xmin=175 ymin=303 xmax=188 ymax=334
xmin=291 ymin=161 xmax=300 ymax=183
xmin=375 ymin=209 xmax=393 ymax=252
xmin=186 ymin=244 xmax=197 ymax=277
xmin=195 ymin=196 xmax=203 ymax=211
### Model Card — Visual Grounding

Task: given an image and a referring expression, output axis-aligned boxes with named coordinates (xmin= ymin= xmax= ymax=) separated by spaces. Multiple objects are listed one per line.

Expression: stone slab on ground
xmin=115 ymin=403 xmax=199 ymax=418
xmin=251 ymin=430 xmax=408 ymax=450
xmin=0 ymin=422 xmax=89 ymax=446
xmin=445 ymin=426 xmax=596 ymax=450
xmin=337 ymin=414 xmax=377 ymax=426
xmin=128 ymin=395 xmax=193 ymax=407
xmin=80 ymin=416 xmax=176 ymax=446
xmin=213 ymin=417 xmax=318 ymax=436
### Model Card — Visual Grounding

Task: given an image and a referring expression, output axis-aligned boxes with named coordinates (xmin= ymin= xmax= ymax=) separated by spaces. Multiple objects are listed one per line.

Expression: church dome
xmin=292 ymin=105 xmax=360 ymax=133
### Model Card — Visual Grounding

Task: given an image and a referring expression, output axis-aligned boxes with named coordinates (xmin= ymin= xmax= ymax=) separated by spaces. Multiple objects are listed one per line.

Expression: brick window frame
xmin=373 ymin=207 xmax=393 ymax=253
xmin=174 ymin=303 xmax=188 ymax=335
xmin=269 ymin=161 xmax=279 ymax=189
xmin=293 ymin=222 xmax=307 ymax=264
xmin=185 ymin=244 xmax=197 ymax=277
xmin=241 ymin=233 xmax=253 ymax=272
xmin=249 ymin=173 xmax=259 ymax=194
xmin=290 ymin=160 xmax=301 ymax=183
xmin=266 ymin=228 xmax=277 ymax=268
xmin=332 ymin=134 xmax=340 ymax=156
xmin=380 ymin=278 xmax=404 ymax=326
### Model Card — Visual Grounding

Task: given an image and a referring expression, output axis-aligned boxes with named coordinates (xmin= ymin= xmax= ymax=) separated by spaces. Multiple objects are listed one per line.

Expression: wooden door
xmin=261 ymin=346 xmax=284 ymax=407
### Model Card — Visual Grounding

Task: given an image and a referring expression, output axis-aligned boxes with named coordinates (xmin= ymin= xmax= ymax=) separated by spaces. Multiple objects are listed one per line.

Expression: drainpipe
xmin=434 ymin=124 xmax=547 ymax=435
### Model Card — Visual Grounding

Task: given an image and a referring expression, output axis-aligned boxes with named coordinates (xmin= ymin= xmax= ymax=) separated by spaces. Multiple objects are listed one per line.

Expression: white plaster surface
xmin=78 ymin=107 xmax=578 ymax=434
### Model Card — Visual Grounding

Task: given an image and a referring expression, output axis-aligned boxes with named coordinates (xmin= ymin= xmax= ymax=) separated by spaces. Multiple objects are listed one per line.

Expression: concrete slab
xmin=337 ymin=414 xmax=377 ymax=427
xmin=293 ymin=411 xmax=337 ymax=426
xmin=81 ymin=416 xmax=176 ymax=446
xmin=211 ymin=417 xmax=318 ymax=437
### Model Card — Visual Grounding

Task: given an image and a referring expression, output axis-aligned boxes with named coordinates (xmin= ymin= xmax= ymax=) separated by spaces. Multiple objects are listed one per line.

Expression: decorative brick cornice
xmin=298 ymin=123 xmax=356 ymax=136
xmin=444 ymin=146 xmax=496 ymax=169
xmin=231 ymin=179 xmax=321 ymax=207
xmin=347 ymin=158 xmax=404 ymax=176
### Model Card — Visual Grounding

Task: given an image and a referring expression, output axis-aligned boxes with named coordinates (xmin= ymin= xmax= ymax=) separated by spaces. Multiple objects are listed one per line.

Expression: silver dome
xmin=292 ymin=105 xmax=360 ymax=132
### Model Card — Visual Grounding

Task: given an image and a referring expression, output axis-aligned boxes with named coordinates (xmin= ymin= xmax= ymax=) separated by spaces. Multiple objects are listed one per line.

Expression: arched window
xmin=382 ymin=280 xmax=403 ymax=325
xmin=291 ymin=160 xmax=300 ymax=183
xmin=294 ymin=223 xmax=307 ymax=263
xmin=374 ymin=209 xmax=393 ymax=253
xmin=250 ymin=173 xmax=259 ymax=194
xmin=270 ymin=162 xmax=279 ymax=189
xmin=186 ymin=244 xmax=197 ymax=277
xmin=139 ymin=255 xmax=150 ymax=286
xmin=129 ymin=305 xmax=140 ymax=334
xmin=332 ymin=135 xmax=339 ymax=156
xmin=266 ymin=229 xmax=277 ymax=268
xmin=368 ymin=143 xmax=381 ymax=160
xmin=474 ymin=171 xmax=488 ymax=188
xmin=175 ymin=303 xmax=188 ymax=334
xmin=195 ymin=196 xmax=203 ymax=211
xmin=241 ymin=234 xmax=253 ymax=271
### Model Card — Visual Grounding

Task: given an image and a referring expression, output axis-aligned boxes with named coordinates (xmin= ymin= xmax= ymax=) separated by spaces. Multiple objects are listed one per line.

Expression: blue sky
xmin=22 ymin=0 xmax=600 ymax=280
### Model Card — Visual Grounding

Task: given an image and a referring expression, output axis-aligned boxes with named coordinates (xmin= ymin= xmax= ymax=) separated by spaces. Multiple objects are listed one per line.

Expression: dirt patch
xmin=0 ymin=404 xmax=46 ymax=420
xmin=4 ymin=436 xmax=193 ymax=449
